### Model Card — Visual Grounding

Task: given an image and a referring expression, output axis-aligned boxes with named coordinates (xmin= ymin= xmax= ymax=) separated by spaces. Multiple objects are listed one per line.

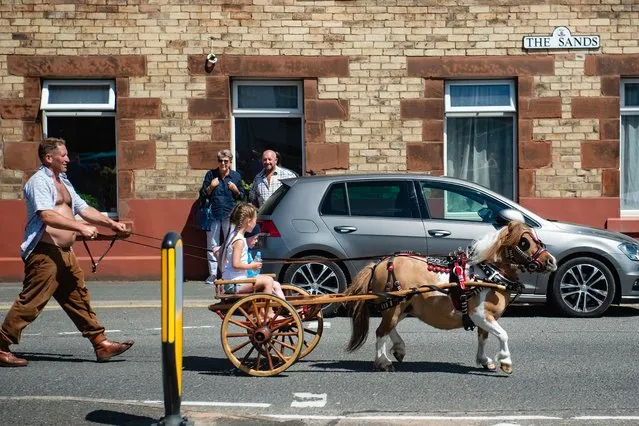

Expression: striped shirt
xmin=248 ymin=166 xmax=297 ymax=207
xmin=21 ymin=165 xmax=89 ymax=259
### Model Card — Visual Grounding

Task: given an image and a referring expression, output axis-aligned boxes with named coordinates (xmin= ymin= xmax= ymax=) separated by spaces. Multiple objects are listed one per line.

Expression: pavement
xmin=0 ymin=280 xmax=214 ymax=310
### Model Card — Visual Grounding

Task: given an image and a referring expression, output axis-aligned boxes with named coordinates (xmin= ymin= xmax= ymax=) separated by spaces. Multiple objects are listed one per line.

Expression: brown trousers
xmin=0 ymin=242 xmax=105 ymax=347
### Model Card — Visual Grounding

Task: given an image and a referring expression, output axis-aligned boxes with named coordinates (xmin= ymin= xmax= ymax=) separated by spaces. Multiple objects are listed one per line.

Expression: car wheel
xmin=283 ymin=256 xmax=347 ymax=317
xmin=551 ymin=257 xmax=616 ymax=318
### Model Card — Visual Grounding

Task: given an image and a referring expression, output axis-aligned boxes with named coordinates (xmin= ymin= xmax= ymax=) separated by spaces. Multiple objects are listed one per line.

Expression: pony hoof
xmin=392 ymin=352 xmax=405 ymax=363
xmin=500 ymin=363 xmax=513 ymax=375
xmin=481 ymin=361 xmax=497 ymax=371
xmin=373 ymin=363 xmax=395 ymax=372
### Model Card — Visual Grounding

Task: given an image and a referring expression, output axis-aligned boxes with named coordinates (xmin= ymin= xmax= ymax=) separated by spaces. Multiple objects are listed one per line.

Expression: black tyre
xmin=551 ymin=257 xmax=615 ymax=318
xmin=283 ymin=256 xmax=347 ymax=317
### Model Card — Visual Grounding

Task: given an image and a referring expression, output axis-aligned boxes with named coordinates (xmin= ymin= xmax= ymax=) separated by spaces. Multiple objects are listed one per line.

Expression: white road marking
xmin=145 ymin=326 xmax=213 ymax=331
xmin=268 ymin=415 xmax=562 ymax=421
xmin=58 ymin=330 xmax=120 ymax=335
xmin=306 ymin=321 xmax=330 ymax=329
xmin=291 ymin=393 xmax=327 ymax=408
xmin=574 ymin=416 xmax=639 ymax=420
xmin=0 ymin=395 xmax=270 ymax=408
xmin=183 ymin=401 xmax=270 ymax=408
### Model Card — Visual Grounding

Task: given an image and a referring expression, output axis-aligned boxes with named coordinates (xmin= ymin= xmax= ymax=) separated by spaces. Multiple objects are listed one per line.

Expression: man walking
xmin=0 ymin=137 xmax=134 ymax=367
xmin=248 ymin=149 xmax=297 ymax=208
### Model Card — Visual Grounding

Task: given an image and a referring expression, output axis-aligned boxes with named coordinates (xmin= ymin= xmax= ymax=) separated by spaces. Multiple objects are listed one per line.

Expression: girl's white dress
xmin=221 ymin=229 xmax=248 ymax=293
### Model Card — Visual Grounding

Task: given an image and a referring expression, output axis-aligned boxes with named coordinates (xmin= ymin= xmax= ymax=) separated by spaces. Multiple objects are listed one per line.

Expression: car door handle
xmin=334 ymin=226 xmax=357 ymax=234
xmin=428 ymin=229 xmax=451 ymax=237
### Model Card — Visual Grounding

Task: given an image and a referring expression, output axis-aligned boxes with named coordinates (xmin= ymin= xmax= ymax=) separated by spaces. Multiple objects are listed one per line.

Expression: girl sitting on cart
xmin=220 ymin=202 xmax=286 ymax=299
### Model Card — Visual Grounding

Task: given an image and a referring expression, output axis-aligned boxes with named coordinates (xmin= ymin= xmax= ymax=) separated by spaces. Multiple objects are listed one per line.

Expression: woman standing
xmin=198 ymin=149 xmax=244 ymax=284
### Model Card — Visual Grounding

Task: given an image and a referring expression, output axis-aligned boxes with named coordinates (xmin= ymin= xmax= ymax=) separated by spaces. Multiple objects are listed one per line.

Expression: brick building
xmin=1 ymin=1 xmax=638 ymax=280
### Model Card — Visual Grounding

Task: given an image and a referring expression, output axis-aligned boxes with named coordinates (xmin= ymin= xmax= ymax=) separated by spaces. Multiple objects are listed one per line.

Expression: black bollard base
xmin=153 ymin=414 xmax=193 ymax=426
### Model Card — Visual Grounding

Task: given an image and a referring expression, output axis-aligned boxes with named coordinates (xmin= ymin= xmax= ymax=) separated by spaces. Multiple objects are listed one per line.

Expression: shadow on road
xmin=86 ymin=409 xmax=157 ymax=426
xmin=13 ymin=352 xmax=99 ymax=363
xmin=183 ymin=355 xmax=245 ymax=377
xmin=301 ymin=358 xmax=505 ymax=376
xmin=503 ymin=304 xmax=639 ymax=318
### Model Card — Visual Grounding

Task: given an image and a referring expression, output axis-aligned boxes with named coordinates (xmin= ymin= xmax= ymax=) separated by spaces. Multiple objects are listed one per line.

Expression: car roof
xmin=282 ymin=173 xmax=546 ymax=224
xmin=285 ymin=173 xmax=487 ymax=189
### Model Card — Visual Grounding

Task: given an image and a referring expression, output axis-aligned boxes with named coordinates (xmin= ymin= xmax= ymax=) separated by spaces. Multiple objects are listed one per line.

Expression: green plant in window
xmin=78 ymin=192 xmax=100 ymax=209
xmin=240 ymin=179 xmax=253 ymax=201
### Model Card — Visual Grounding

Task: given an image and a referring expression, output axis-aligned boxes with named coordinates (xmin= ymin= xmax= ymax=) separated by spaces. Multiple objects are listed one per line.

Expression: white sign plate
xmin=523 ymin=26 xmax=599 ymax=50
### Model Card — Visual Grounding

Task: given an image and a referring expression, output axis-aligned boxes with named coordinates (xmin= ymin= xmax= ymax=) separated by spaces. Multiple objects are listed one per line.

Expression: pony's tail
xmin=345 ymin=263 xmax=374 ymax=352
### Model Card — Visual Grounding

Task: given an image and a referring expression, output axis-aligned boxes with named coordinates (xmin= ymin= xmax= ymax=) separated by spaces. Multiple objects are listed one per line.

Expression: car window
xmin=320 ymin=183 xmax=348 ymax=215
xmin=420 ymin=181 xmax=506 ymax=222
xmin=346 ymin=181 xmax=418 ymax=218
xmin=259 ymin=184 xmax=289 ymax=215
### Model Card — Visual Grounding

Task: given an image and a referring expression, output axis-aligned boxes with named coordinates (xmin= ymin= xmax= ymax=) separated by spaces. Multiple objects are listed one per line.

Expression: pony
xmin=344 ymin=220 xmax=557 ymax=374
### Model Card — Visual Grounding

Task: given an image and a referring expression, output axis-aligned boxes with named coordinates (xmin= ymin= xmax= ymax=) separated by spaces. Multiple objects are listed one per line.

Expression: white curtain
xmin=447 ymin=116 xmax=515 ymax=199
xmin=622 ymin=115 xmax=639 ymax=210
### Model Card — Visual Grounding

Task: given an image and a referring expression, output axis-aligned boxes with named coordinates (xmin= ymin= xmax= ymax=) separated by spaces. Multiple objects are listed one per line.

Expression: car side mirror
xmin=495 ymin=208 xmax=526 ymax=227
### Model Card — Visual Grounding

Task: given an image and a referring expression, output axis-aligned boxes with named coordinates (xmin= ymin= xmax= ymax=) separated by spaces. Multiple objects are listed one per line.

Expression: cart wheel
xmin=221 ymin=293 xmax=303 ymax=376
xmin=281 ymin=285 xmax=324 ymax=360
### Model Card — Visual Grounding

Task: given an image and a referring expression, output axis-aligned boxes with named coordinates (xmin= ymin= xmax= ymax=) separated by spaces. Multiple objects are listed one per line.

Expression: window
xmin=41 ymin=80 xmax=117 ymax=216
xmin=232 ymin=81 xmax=304 ymax=184
xmin=444 ymin=80 xmax=516 ymax=200
xmin=419 ymin=181 xmax=506 ymax=222
xmin=620 ymin=80 xmax=639 ymax=216
xmin=321 ymin=181 xmax=419 ymax=219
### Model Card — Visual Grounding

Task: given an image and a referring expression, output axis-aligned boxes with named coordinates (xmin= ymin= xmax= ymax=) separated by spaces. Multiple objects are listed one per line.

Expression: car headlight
xmin=618 ymin=242 xmax=639 ymax=261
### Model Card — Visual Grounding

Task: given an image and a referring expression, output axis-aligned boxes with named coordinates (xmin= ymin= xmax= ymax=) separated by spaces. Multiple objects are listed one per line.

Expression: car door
xmin=416 ymin=179 xmax=539 ymax=292
xmin=319 ymin=180 xmax=428 ymax=273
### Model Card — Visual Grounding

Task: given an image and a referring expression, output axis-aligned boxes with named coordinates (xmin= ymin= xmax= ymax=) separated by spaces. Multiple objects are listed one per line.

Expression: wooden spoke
xmin=281 ymin=285 xmax=325 ymax=360
xmin=227 ymin=317 xmax=253 ymax=330
xmin=229 ymin=338 xmax=252 ymax=354
xmin=221 ymin=294 xmax=303 ymax=376
xmin=226 ymin=332 xmax=251 ymax=338
xmin=237 ymin=306 xmax=257 ymax=327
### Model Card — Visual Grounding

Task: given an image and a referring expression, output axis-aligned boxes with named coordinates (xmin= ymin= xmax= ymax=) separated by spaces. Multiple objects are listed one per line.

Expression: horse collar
xmin=477 ymin=263 xmax=522 ymax=290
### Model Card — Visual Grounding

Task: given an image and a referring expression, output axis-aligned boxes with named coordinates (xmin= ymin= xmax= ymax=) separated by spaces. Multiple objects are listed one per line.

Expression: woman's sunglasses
xmin=218 ymin=159 xmax=230 ymax=164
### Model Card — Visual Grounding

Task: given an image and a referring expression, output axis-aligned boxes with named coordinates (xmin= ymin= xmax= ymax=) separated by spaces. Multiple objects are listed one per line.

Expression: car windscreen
xmin=259 ymin=184 xmax=289 ymax=216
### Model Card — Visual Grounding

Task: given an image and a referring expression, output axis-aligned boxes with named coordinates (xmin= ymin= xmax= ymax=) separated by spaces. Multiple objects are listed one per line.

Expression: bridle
xmin=504 ymin=228 xmax=549 ymax=272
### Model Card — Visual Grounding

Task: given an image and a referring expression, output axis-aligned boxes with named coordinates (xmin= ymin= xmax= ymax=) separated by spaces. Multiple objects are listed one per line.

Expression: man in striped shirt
xmin=0 ymin=138 xmax=134 ymax=367
xmin=248 ymin=149 xmax=297 ymax=208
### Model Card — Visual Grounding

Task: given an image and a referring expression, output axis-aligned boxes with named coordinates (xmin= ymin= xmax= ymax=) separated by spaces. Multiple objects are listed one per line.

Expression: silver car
xmin=257 ymin=174 xmax=639 ymax=317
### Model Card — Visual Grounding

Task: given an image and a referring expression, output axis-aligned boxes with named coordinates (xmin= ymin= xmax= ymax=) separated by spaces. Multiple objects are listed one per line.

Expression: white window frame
xmin=444 ymin=80 xmax=518 ymax=215
xmin=41 ymin=79 xmax=118 ymax=218
xmin=231 ymin=80 xmax=305 ymax=172
xmin=232 ymin=80 xmax=303 ymax=117
xmin=620 ymin=79 xmax=639 ymax=217
xmin=445 ymin=80 xmax=516 ymax=115
xmin=40 ymin=80 xmax=116 ymax=111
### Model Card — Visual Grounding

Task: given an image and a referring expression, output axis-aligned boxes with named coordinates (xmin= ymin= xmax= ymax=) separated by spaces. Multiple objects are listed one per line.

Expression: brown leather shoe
xmin=93 ymin=338 xmax=134 ymax=363
xmin=0 ymin=348 xmax=28 ymax=367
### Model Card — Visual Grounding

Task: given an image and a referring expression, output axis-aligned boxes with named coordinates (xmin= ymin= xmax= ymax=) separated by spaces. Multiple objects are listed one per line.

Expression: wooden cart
xmin=208 ymin=275 xmax=504 ymax=377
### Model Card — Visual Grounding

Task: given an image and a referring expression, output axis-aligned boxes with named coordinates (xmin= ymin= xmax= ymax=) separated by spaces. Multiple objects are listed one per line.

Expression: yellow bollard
xmin=156 ymin=232 xmax=192 ymax=426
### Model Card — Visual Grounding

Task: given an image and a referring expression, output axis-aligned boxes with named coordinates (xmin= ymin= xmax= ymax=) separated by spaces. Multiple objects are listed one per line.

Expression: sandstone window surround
xmin=0 ymin=55 xmax=159 ymax=220
xmin=186 ymin=55 xmax=350 ymax=174
xmin=401 ymin=55 xmax=559 ymax=199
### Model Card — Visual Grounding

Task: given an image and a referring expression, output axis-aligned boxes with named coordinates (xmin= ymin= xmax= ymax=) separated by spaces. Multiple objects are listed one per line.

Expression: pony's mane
xmin=468 ymin=227 xmax=502 ymax=265
xmin=468 ymin=221 xmax=527 ymax=265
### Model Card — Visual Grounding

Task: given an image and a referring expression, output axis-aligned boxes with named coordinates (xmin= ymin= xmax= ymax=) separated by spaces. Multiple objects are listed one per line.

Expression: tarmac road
xmin=1 ymin=281 xmax=639 ymax=425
